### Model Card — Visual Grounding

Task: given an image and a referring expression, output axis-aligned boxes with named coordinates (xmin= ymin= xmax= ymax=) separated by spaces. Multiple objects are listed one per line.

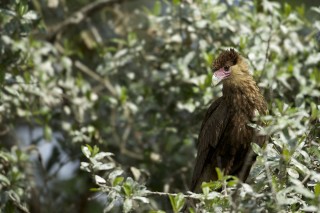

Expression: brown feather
xmin=190 ymin=49 xmax=267 ymax=192
xmin=212 ymin=48 xmax=239 ymax=71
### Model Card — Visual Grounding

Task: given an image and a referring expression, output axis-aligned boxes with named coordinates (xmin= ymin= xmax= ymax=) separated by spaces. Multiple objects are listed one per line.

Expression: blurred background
xmin=0 ymin=0 xmax=319 ymax=212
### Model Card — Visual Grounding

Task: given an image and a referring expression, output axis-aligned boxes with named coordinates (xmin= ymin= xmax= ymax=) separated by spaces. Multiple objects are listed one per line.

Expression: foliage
xmin=0 ymin=0 xmax=319 ymax=212
xmin=0 ymin=147 xmax=31 ymax=213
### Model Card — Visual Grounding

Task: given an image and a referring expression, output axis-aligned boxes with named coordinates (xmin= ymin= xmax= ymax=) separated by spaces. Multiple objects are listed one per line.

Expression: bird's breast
xmin=219 ymin=111 xmax=254 ymax=155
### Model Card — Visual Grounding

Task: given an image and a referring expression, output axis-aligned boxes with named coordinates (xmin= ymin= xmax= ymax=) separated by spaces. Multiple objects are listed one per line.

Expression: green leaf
xmin=120 ymin=87 xmax=128 ymax=104
xmin=282 ymin=148 xmax=291 ymax=162
xmin=216 ymin=168 xmax=223 ymax=180
xmin=89 ymin=188 xmax=100 ymax=192
xmin=284 ymin=3 xmax=291 ymax=17
xmin=153 ymin=1 xmax=161 ymax=15
xmin=202 ymin=181 xmax=222 ymax=191
xmin=169 ymin=195 xmax=176 ymax=212
xmin=112 ymin=176 xmax=124 ymax=186
xmin=203 ymin=52 xmax=213 ymax=67
xmin=17 ymin=2 xmax=28 ymax=16
xmin=92 ymin=145 xmax=100 ymax=157
xmin=169 ymin=193 xmax=185 ymax=213
xmin=310 ymin=102 xmax=318 ymax=120
xmin=123 ymin=182 xmax=132 ymax=196
xmin=239 ymin=36 xmax=248 ymax=50
xmin=86 ymin=144 xmax=93 ymax=153
xmin=201 ymin=184 xmax=210 ymax=195
xmin=227 ymin=179 xmax=238 ymax=187
xmin=296 ymin=5 xmax=305 ymax=16
xmin=176 ymin=193 xmax=185 ymax=212
xmin=44 ymin=125 xmax=52 ymax=141
xmin=314 ymin=183 xmax=320 ymax=197
xmin=127 ymin=32 xmax=137 ymax=46
xmin=173 ymin=0 xmax=180 ymax=5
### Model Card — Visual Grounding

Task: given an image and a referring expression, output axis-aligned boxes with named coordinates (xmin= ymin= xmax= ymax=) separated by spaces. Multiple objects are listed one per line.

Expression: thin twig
xmin=263 ymin=152 xmax=282 ymax=210
xmin=43 ymin=0 xmax=134 ymax=41
xmin=74 ymin=60 xmax=117 ymax=96
xmin=259 ymin=22 xmax=273 ymax=83
xmin=301 ymin=173 xmax=311 ymax=185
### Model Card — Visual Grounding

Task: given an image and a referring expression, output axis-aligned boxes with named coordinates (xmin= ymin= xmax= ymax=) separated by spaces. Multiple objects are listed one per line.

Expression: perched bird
xmin=190 ymin=49 xmax=267 ymax=192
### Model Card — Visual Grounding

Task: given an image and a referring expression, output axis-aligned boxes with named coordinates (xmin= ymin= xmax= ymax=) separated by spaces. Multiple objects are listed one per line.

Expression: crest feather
xmin=212 ymin=49 xmax=239 ymax=71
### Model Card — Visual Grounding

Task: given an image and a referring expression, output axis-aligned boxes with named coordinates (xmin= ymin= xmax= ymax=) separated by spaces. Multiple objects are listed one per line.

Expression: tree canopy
xmin=0 ymin=0 xmax=319 ymax=212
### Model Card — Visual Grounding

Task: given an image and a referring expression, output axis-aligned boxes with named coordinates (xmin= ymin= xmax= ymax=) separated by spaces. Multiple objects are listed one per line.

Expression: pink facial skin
xmin=213 ymin=67 xmax=231 ymax=81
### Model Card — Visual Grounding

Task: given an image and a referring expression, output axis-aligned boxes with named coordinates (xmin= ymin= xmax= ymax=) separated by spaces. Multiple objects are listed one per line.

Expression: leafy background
xmin=0 ymin=0 xmax=319 ymax=212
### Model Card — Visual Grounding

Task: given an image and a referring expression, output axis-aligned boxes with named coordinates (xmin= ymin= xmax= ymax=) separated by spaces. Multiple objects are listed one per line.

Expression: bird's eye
xmin=224 ymin=66 xmax=230 ymax=71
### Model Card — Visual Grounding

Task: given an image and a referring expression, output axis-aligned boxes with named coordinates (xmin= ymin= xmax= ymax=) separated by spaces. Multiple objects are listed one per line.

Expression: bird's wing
xmin=191 ymin=97 xmax=230 ymax=191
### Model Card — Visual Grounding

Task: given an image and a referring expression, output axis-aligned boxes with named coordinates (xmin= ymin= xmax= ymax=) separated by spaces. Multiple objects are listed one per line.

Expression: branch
xmin=74 ymin=60 xmax=117 ymax=96
xmin=258 ymin=22 xmax=273 ymax=83
xmin=44 ymin=0 xmax=131 ymax=42
xmin=97 ymin=184 xmax=199 ymax=199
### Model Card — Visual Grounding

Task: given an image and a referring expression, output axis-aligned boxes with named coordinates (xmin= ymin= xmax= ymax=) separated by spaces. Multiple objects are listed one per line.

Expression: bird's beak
xmin=212 ymin=74 xmax=221 ymax=86
xmin=212 ymin=68 xmax=231 ymax=86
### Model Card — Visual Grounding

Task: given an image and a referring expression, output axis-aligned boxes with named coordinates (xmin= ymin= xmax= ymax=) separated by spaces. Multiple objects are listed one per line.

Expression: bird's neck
xmin=222 ymin=76 xmax=266 ymax=115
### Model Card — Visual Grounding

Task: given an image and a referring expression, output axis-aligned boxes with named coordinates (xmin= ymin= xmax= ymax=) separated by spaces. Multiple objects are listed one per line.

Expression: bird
xmin=190 ymin=48 xmax=267 ymax=192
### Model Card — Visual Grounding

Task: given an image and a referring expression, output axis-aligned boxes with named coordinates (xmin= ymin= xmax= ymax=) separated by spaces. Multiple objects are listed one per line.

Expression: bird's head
xmin=211 ymin=49 xmax=249 ymax=86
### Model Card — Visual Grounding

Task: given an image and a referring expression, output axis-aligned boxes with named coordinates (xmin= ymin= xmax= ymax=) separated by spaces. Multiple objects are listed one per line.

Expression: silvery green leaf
xmin=81 ymin=146 xmax=91 ymax=158
xmin=94 ymin=162 xmax=115 ymax=171
xmin=287 ymin=168 xmax=299 ymax=179
xmin=305 ymin=53 xmax=320 ymax=65
xmin=123 ymin=199 xmax=133 ymax=213
xmin=133 ymin=196 xmax=149 ymax=203
xmin=302 ymin=206 xmax=319 ymax=212
xmin=298 ymin=150 xmax=311 ymax=163
xmin=94 ymin=152 xmax=114 ymax=161
xmin=80 ymin=162 xmax=90 ymax=172
xmin=114 ymin=49 xmax=128 ymax=59
xmin=170 ymin=34 xmax=182 ymax=43
xmin=22 ymin=11 xmax=38 ymax=20
xmin=242 ymin=183 xmax=253 ymax=193
xmin=109 ymin=170 xmax=124 ymax=180
xmin=311 ymin=172 xmax=320 ymax=181
xmin=276 ymin=187 xmax=297 ymax=205
xmin=8 ymin=191 xmax=20 ymax=203
xmin=293 ymin=185 xmax=314 ymax=199
xmin=291 ymin=158 xmax=309 ymax=174
xmin=0 ymin=9 xmax=16 ymax=16
xmin=130 ymin=167 xmax=141 ymax=181
xmin=207 ymin=191 xmax=220 ymax=200
xmin=251 ymin=143 xmax=263 ymax=156
xmin=95 ymin=175 xmax=106 ymax=184
xmin=183 ymin=51 xmax=195 ymax=66
xmin=0 ymin=174 xmax=10 ymax=186
xmin=104 ymin=199 xmax=116 ymax=212
xmin=311 ymin=7 xmax=320 ymax=14
xmin=195 ymin=20 xmax=207 ymax=29
xmin=0 ymin=152 xmax=9 ymax=161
